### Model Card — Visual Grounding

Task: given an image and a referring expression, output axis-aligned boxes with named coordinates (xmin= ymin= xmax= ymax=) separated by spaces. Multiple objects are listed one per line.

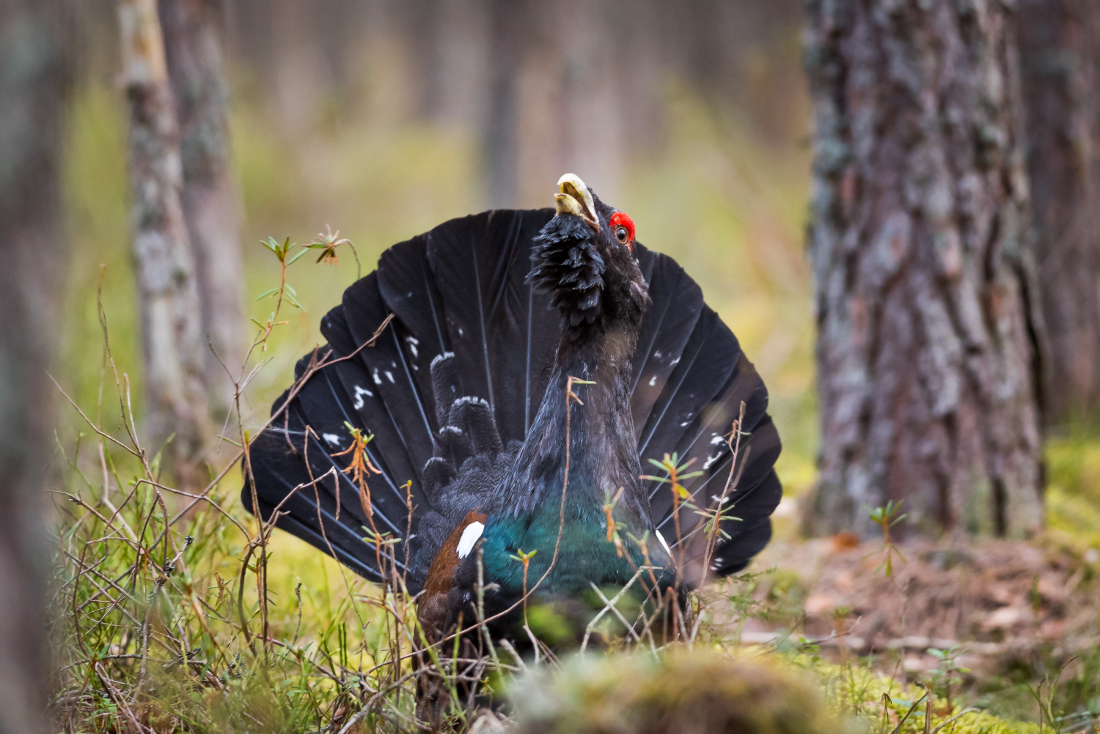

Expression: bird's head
xmin=528 ymin=173 xmax=650 ymax=334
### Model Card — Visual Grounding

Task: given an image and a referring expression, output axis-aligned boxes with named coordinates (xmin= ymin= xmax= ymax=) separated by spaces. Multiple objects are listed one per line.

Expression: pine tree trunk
xmin=1018 ymin=0 xmax=1100 ymax=426
xmin=118 ymin=0 xmax=209 ymax=472
xmin=802 ymin=0 xmax=1044 ymax=539
xmin=0 ymin=0 xmax=67 ymax=729
xmin=159 ymin=0 xmax=243 ymax=419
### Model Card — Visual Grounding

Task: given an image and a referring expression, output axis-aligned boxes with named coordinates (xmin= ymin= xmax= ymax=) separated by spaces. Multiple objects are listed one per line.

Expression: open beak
xmin=554 ymin=173 xmax=599 ymax=230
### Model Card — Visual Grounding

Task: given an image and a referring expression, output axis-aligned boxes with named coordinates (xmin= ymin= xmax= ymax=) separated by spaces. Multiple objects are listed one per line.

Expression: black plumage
xmin=242 ymin=177 xmax=782 ymax=608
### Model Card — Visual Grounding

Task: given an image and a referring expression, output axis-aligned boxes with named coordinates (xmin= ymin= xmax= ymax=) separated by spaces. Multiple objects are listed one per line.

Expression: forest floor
xmin=49 ymin=426 xmax=1100 ymax=734
xmin=769 ymin=537 xmax=1094 ymax=657
xmin=697 ymin=527 xmax=1100 ymax=729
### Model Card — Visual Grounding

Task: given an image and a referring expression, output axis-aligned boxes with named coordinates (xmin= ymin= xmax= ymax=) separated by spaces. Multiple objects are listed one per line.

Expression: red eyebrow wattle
xmin=610 ymin=212 xmax=635 ymax=242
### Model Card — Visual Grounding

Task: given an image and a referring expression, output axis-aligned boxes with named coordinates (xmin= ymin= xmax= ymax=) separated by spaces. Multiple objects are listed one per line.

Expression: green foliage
xmin=927 ymin=645 xmax=971 ymax=713
xmin=865 ymin=500 xmax=908 ymax=577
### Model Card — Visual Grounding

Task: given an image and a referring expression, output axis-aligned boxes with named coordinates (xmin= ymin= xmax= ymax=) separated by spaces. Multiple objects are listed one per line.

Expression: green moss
xmin=1046 ymin=434 xmax=1100 ymax=505
xmin=1044 ymin=434 xmax=1100 ymax=555
xmin=791 ymin=657 xmax=1042 ymax=734
xmin=509 ymin=651 xmax=847 ymax=734
xmin=525 ymin=604 xmax=577 ymax=647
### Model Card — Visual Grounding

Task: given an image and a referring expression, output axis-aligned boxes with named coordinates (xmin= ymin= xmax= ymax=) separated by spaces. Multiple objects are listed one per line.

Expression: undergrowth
xmin=47 ymin=237 xmax=1100 ymax=734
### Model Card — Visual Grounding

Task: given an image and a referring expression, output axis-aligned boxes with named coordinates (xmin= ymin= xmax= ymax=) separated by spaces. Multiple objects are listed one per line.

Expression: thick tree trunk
xmin=159 ymin=0 xmax=243 ymax=418
xmin=118 ymin=0 xmax=209 ymax=471
xmin=1018 ymin=0 xmax=1100 ymax=426
xmin=0 ymin=0 xmax=66 ymax=730
xmin=803 ymin=0 xmax=1044 ymax=539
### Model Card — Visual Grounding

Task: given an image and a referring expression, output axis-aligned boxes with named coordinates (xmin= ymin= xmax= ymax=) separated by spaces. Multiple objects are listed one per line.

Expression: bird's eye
xmin=609 ymin=212 xmax=635 ymax=250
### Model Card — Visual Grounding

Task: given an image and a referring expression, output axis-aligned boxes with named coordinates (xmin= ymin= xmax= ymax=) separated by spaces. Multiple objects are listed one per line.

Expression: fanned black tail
xmin=243 ymin=209 xmax=781 ymax=590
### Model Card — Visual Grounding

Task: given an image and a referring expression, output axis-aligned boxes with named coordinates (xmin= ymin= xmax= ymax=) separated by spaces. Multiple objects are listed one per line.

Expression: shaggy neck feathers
xmin=475 ymin=206 xmax=663 ymax=595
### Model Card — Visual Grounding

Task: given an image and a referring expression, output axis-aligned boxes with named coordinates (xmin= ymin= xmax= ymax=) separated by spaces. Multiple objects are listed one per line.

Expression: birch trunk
xmin=159 ymin=0 xmax=243 ymax=419
xmin=119 ymin=0 xmax=209 ymax=470
xmin=803 ymin=0 xmax=1045 ymax=538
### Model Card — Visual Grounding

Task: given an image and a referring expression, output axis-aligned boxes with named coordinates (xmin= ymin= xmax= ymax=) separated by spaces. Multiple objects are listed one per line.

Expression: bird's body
xmin=243 ymin=175 xmax=782 ymax=646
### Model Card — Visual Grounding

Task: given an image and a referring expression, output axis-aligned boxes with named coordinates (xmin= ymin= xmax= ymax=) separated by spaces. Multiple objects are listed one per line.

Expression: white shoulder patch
xmin=456 ymin=521 xmax=485 ymax=559
xmin=655 ymin=528 xmax=672 ymax=555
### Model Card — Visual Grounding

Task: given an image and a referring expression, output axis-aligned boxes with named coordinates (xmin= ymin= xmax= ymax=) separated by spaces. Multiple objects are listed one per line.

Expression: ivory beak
xmin=554 ymin=173 xmax=599 ymax=230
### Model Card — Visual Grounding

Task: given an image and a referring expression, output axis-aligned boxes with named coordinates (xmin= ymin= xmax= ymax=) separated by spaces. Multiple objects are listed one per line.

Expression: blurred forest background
xmin=8 ymin=0 xmax=1100 ymax=730
xmin=63 ymin=0 xmax=815 ymax=482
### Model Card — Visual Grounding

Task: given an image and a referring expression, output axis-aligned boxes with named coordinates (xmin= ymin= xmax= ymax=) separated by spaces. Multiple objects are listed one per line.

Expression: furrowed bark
xmin=118 ymin=0 xmax=209 ymax=473
xmin=0 ymin=0 xmax=67 ymax=728
xmin=1018 ymin=0 xmax=1100 ymax=426
xmin=159 ymin=0 xmax=243 ymax=419
xmin=803 ymin=0 xmax=1044 ymax=539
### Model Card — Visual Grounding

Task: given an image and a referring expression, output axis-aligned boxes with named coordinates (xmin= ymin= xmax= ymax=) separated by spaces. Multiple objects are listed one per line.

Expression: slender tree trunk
xmin=484 ymin=0 xmax=524 ymax=208
xmin=802 ymin=0 xmax=1044 ymax=539
xmin=118 ymin=0 xmax=209 ymax=473
xmin=1018 ymin=0 xmax=1100 ymax=426
xmin=0 ymin=0 xmax=67 ymax=729
xmin=159 ymin=0 xmax=243 ymax=418
xmin=511 ymin=0 xmax=624 ymax=206
xmin=420 ymin=0 xmax=490 ymax=132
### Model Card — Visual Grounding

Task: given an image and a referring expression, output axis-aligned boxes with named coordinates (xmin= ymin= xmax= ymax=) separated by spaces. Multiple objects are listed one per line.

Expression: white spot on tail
xmin=710 ymin=434 xmax=724 ymax=446
xmin=353 ymin=385 xmax=373 ymax=410
xmin=323 ymin=433 xmax=342 ymax=447
xmin=384 ymin=371 xmax=395 ymax=383
xmin=655 ymin=528 xmax=672 ymax=555
xmin=648 ymin=375 xmax=657 ymax=387
xmin=372 ymin=369 xmax=382 ymax=385
xmin=406 ymin=336 xmax=419 ymax=358
xmin=456 ymin=522 xmax=485 ymax=559
xmin=703 ymin=453 xmax=720 ymax=470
